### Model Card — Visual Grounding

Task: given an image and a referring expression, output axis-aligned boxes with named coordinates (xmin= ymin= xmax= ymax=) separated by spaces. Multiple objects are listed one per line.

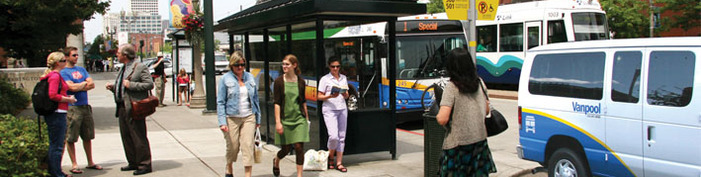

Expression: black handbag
xmin=480 ymin=80 xmax=508 ymax=137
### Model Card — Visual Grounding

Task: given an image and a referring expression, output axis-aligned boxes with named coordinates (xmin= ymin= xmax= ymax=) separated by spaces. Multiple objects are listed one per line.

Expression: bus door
xmin=525 ymin=21 xmax=542 ymax=50
xmin=335 ymin=38 xmax=380 ymax=110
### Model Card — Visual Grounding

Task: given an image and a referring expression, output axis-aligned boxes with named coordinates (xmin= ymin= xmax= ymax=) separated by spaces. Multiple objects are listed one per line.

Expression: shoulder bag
xmin=480 ymin=80 xmax=508 ymax=137
xmin=126 ymin=63 xmax=159 ymax=120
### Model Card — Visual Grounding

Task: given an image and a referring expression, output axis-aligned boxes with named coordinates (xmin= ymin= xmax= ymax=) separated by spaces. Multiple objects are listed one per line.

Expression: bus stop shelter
xmin=214 ymin=0 xmax=425 ymax=159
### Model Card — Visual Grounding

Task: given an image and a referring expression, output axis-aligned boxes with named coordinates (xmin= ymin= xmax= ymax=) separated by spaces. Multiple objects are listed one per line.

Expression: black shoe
xmin=133 ymin=168 xmax=152 ymax=175
xmin=120 ymin=165 xmax=137 ymax=171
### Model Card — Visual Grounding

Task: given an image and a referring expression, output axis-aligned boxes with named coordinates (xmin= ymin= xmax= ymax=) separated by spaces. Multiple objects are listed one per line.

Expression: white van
xmin=517 ymin=37 xmax=701 ymax=176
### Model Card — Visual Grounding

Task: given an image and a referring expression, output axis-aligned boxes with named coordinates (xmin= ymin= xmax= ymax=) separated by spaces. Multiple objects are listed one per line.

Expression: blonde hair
xmin=228 ymin=51 xmax=245 ymax=71
xmin=178 ymin=68 xmax=187 ymax=78
xmin=42 ymin=52 xmax=65 ymax=77
xmin=283 ymin=54 xmax=301 ymax=75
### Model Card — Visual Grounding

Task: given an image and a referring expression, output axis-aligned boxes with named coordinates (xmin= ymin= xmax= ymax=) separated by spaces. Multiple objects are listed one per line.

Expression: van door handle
xmin=647 ymin=126 xmax=655 ymax=146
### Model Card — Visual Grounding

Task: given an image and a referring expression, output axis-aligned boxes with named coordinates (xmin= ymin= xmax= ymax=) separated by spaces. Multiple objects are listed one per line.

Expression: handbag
xmin=302 ymin=149 xmax=329 ymax=171
xmin=480 ymin=80 xmax=508 ymax=137
xmin=253 ymin=127 xmax=263 ymax=163
xmin=125 ymin=63 xmax=159 ymax=120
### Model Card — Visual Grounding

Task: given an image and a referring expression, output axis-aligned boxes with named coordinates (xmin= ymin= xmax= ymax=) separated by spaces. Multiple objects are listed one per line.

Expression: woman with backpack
xmin=40 ymin=51 xmax=77 ymax=177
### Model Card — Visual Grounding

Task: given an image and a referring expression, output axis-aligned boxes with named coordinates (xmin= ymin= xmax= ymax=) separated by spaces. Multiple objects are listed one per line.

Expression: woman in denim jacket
xmin=216 ymin=51 xmax=261 ymax=177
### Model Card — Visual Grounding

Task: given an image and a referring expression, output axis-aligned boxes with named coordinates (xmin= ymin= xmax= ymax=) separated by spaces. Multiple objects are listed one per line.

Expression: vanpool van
xmin=517 ymin=37 xmax=701 ymax=176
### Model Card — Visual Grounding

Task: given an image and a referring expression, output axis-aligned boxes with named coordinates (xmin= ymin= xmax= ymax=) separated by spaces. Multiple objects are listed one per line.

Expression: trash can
xmin=423 ymin=113 xmax=446 ymax=177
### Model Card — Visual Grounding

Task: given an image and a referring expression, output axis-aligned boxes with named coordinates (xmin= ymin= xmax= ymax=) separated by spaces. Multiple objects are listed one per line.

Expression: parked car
xmin=214 ymin=54 xmax=229 ymax=74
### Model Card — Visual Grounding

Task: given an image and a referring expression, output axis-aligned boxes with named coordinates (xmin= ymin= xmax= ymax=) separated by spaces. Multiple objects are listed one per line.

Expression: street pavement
xmin=18 ymin=71 xmax=544 ymax=177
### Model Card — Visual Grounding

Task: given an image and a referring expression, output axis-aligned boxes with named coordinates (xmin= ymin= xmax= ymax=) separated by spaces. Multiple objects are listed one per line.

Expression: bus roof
xmin=528 ymin=37 xmax=701 ymax=52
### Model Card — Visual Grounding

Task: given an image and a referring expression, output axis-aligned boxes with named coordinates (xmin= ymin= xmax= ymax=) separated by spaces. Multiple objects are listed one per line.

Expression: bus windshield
xmin=572 ymin=12 xmax=609 ymax=41
xmin=397 ymin=35 xmax=466 ymax=79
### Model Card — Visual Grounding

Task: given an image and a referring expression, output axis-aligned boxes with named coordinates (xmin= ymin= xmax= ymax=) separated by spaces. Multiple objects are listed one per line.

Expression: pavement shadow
xmin=91 ymin=106 xmax=119 ymax=132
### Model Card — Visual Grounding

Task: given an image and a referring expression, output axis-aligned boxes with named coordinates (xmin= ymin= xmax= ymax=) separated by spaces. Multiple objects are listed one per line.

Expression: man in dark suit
xmin=106 ymin=44 xmax=154 ymax=175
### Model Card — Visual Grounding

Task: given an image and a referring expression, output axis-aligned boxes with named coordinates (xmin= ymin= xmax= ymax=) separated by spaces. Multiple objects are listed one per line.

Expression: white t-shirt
xmin=232 ymin=85 xmax=252 ymax=118
xmin=318 ymin=73 xmax=348 ymax=111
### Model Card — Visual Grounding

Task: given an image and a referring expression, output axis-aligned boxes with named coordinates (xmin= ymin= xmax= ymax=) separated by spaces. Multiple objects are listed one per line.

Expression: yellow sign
xmin=477 ymin=0 xmax=499 ymax=20
xmin=443 ymin=0 xmax=469 ymax=20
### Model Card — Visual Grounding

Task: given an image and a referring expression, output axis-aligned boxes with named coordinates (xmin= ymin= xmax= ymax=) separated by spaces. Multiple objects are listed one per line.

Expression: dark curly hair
xmin=446 ymin=48 xmax=479 ymax=93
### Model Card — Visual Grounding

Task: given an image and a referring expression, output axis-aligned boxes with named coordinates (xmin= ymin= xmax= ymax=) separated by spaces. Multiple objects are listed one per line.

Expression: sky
xmin=83 ymin=0 xmax=257 ymax=43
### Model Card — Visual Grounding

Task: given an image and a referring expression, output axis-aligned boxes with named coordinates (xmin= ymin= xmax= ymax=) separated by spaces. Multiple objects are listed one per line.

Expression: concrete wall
xmin=0 ymin=68 xmax=46 ymax=95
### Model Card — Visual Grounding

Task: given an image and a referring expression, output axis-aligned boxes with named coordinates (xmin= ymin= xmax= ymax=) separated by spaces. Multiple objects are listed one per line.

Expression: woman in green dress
xmin=272 ymin=54 xmax=309 ymax=177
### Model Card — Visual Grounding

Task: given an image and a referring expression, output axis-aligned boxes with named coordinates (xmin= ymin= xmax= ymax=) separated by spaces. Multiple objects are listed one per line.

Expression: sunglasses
xmin=71 ymin=54 xmax=79 ymax=57
xmin=330 ymin=65 xmax=341 ymax=68
xmin=58 ymin=60 xmax=67 ymax=62
xmin=233 ymin=63 xmax=245 ymax=67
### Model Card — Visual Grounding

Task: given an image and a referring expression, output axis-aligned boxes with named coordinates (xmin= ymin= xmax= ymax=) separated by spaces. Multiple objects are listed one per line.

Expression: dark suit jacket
xmin=111 ymin=60 xmax=154 ymax=117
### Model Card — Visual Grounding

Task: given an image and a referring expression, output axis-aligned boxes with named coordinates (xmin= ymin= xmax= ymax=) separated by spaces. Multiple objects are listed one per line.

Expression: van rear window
xmin=529 ymin=52 xmax=605 ymax=99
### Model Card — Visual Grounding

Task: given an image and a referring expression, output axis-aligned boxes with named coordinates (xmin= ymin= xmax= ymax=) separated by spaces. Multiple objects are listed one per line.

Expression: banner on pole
xmin=443 ymin=0 xmax=468 ymax=20
xmin=476 ymin=0 xmax=498 ymax=20
xmin=170 ymin=0 xmax=195 ymax=29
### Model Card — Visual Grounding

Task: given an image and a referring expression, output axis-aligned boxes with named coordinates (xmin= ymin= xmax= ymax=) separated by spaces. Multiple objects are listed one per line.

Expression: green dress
xmin=274 ymin=81 xmax=310 ymax=145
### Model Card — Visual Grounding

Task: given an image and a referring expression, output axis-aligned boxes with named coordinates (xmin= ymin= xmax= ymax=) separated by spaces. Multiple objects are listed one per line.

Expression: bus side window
xmin=499 ymin=23 xmax=523 ymax=52
xmin=548 ymin=20 xmax=567 ymax=44
xmin=477 ymin=25 xmax=497 ymax=52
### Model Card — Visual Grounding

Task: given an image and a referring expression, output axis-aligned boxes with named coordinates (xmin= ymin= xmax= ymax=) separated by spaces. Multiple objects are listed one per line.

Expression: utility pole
xmin=649 ymin=0 xmax=654 ymax=37
xmin=203 ymin=0 xmax=217 ymax=113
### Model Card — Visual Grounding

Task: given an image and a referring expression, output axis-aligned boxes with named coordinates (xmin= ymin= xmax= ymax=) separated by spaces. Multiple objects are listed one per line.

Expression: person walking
xmin=40 ymin=52 xmax=78 ymax=177
xmin=150 ymin=54 xmax=166 ymax=107
xmin=105 ymin=44 xmax=154 ymax=175
xmin=60 ymin=47 xmax=102 ymax=174
xmin=216 ymin=51 xmax=261 ymax=177
xmin=272 ymin=54 xmax=309 ymax=177
xmin=176 ymin=68 xmax=190 ymax=106
xmin=316 ymin=57 xmax=349 ymax=172
xmin=436 ymin=48 xmax=496 ymax=176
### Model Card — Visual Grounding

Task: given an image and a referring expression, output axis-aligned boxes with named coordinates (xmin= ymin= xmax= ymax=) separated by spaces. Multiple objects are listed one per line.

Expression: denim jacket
xmin=217 ymin=71 xmax=261 ymax=126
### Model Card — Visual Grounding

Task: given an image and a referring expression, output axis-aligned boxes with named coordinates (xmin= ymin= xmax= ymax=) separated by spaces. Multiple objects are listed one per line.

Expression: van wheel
xmin=547 ymin=148 xmax=589 ymax=177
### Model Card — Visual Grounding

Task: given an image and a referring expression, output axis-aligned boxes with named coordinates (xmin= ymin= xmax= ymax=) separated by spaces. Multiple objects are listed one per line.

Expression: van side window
xmin=547 ymin=20 xmax=567 ymax=44
xmin=611 ymin=51 xmax=642 ymax=103
xmin=529 ymin=52 xmax=605 ymax=99
xmin=647 ymin=51 xmax=695 ymax=107
xmin=499 ymin=23 xmax=523 ymax=52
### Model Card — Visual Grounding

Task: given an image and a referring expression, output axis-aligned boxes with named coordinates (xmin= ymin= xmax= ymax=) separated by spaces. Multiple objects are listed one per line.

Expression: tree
xmin=88 ymin=35 xmax=104 ymax=58
xmin=162 ymin=41 xmax=173 ymax=54
xmin=600 ymin=0 xmax=649 ymax=38
xmin=0 ymin=0 xmax=109 ymax=67
xmin=427 ymin=0 xmax=445 ymax=14
xmin=656 ymin=0 xmax=701 ymax=34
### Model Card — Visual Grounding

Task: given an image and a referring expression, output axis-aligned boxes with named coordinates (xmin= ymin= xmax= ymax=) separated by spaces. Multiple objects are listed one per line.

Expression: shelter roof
xmin=215 ymin=0 xmax=426 ymax=34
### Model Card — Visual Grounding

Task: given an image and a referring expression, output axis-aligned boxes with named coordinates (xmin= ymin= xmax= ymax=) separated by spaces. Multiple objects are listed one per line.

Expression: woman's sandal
xmin=336 ymin=164 xmax=348 ymax=173
xmin=272 ymin=157 xmax=280 ymax=177
xmin=328 ymin=157 xmax=335 ymax=169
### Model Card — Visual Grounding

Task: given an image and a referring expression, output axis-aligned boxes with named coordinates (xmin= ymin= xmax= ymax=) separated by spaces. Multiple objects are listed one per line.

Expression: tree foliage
xmin=427 ymin=0 xmax=445 ymax=14
xmin=600 ymin=0 xmax=650 ymax=38
xmin=656 ymin=0 xmax=701 ymax=34
xmin=0 ymin=0 xmax=109 ymax=67
xmin=0 ymin=114 xmax=49 ymax=177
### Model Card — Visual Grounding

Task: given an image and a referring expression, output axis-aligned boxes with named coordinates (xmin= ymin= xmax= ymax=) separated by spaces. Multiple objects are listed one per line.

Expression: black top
xmin=153 ymin=59 xmax=165 ymax=76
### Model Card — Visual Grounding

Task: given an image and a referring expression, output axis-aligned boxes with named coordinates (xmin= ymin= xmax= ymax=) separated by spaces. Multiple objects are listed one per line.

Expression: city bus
xmin=247 ymin=13 xmax=466 ymax=122
xmin=476 ymin=0 xmax=610 ymax=86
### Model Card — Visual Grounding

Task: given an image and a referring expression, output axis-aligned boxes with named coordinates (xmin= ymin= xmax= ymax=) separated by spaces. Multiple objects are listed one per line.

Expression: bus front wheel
xmin=547 ymin=148 xmax=590 ymax=177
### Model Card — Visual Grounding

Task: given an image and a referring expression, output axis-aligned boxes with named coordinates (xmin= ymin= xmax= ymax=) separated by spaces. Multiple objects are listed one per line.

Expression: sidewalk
xmin=17 ymin=72 xmax=540 ymax=177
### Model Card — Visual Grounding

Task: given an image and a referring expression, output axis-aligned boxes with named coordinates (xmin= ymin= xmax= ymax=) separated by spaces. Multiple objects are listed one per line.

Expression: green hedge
xmin=0 ymin=114 xmax=49 ymax=176
xmin=0 ymin=79 xmax=30 ymax=115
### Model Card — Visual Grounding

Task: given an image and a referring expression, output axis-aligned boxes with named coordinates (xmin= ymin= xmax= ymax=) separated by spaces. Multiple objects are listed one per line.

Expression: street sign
xmin=443 ymin=0 xmax=468 ymax=20
xmin=476 ymin=0 xmax=498 ymax=20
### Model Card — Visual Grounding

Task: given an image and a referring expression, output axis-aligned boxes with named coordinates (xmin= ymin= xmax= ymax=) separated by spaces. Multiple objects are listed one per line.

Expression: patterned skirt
xmin=439 ymin=140 xmax=497 ymax=177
